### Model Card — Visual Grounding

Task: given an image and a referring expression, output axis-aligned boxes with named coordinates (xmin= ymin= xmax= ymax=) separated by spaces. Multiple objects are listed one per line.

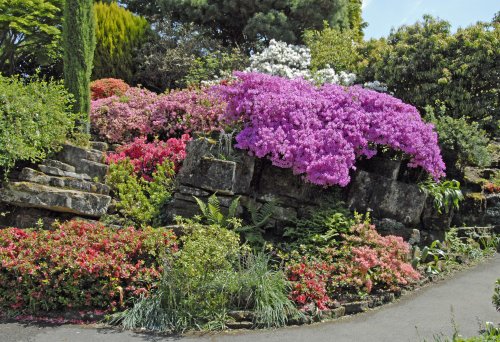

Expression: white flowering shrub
xmin=363 ymin=80 xmax=388 ymax=92
xmin=247 ymin=40 xmax=356 ymax=86
xmin=247 ymin=39 xmax=311 ymax=79
xmin=312 ymin=65 xmax=356 ymax=86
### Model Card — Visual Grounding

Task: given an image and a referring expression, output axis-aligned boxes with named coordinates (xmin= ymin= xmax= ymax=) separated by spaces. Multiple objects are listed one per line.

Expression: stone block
xmin=179 ymin=156 xmax=236 ymax=195
xmin=348 ymin=171 xmax=427 ymax=226
xmin=0 ymin=182 xmax=111 ymax=217
xmin=362 ymin=157 xmax=401 ymax=180
xmin=42 ymin=159 xmax=76 ymax=173
xmin=38 ymin=165 xmax=91 ymax=181
xmin=343 ymin=301 xmax=369 ymax=315
xmin=19 ymin=168 xmax=110 ymax=195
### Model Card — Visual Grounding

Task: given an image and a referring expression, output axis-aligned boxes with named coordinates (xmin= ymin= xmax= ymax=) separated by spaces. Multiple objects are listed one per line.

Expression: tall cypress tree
xmin=63 ymin=0 xmax=96 ymax=132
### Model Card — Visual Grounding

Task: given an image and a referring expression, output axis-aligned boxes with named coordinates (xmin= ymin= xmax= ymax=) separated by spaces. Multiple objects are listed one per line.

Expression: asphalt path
xmin=1 ymin=254 xmax=499 ymax=342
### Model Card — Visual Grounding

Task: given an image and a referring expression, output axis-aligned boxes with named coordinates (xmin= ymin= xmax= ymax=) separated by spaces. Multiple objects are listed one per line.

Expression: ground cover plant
xmin=0 ymin=221 xmax=177 ymax=313
xmin=283 ymin=212 xmax=420 ymax=312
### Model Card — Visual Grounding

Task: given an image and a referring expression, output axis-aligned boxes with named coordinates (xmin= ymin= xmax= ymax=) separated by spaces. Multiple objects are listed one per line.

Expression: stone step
xmin=90 ymin=141 xmax=109 ymax=152
xmin=38 ymin=164 xmax=91 ymax=181
xmin=56 ymin=144 xmax=108 ymax=180
xmin=41 ymin=159 xmax=76 ymax=173
xmin=0 ymin=182 xmax=111 ymax=218
xmin=19 ymin=168 xmax=110 ymax=195
xmin=58 ymin=144 xmax=105 ymax=165
xmin=78 ymin=159 xmax=108 ymax=181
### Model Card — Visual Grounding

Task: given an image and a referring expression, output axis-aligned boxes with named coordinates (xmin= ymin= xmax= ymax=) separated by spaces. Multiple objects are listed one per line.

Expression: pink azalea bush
xmin=91 ymin=87 xmax=225 ymax=143
xmin=216 ymin=72 xmax=445 ymax=186
xmin=91 ymin=87 xmax=158 ymax=143
xmin=106 ymin=134 xmax=191 ymax=180
xmin=287 ymin=222 xmax=420 ymax=311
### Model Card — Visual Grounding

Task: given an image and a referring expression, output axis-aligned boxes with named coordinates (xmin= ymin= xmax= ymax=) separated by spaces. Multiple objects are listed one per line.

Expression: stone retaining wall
xmin=166 ymin=138 xmax=450 ymax=242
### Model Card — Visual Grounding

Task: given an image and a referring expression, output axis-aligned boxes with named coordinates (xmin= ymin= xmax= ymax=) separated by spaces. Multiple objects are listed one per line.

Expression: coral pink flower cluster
xmin=106 ymin=134 xmax=191 ymax=180
xmin=287 ymin=222 xmax=420 ymax=311
xmin=91 ymin=86 xmax=225 ymax=143
xmin=216 ymin=72 xmax=446 ymax=186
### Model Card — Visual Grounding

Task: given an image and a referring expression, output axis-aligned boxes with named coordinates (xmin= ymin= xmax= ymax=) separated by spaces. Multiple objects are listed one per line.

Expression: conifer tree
xmin=93 ymin=2 xmax=149 ymax=83
xmin=63 ymin=0 xmax=96 ymax=132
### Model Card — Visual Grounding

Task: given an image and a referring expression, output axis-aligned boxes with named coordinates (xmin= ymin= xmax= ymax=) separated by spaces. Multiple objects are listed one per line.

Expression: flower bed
xmin=0 ymin=221 xmax=177 ymax=313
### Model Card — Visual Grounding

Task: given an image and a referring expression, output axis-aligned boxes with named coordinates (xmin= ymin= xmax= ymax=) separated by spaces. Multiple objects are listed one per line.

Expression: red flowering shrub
xmin=287 ymin=258 xmax=332 ymax=311
xmin=106 ymin=134 xmax=191 ymax=180
xmin=0 ymin=221 xmax=177 ymax=313
xmin=91 ymin=78 xmax=130 ymax=100
xmin=286 ymin=222 xmax=419 ymax=311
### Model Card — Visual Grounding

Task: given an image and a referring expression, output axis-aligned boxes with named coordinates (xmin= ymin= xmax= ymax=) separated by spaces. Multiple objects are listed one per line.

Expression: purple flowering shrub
xmin=91 ymin=87 xmax=225 ymax=143
xmin=217 ymin=72 xmax=445 ymax=186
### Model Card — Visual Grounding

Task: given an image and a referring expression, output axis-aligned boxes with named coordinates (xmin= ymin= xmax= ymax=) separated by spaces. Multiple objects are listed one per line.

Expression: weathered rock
xmin=76 ymin=159 xmax=108 ymax=181
xmin=19 ymin=168 xmax=110 ymax=195
xmin=233 ymin=152 xmax=255 ymax=194
xmin=257 ymin=162 xmax=339 ymax=206
xmin=343 ymin=301 xmax=369 ymax=315
xmin=38 ymin=164 xmax=91 ymax=181
xmin=421 ymin=197 xmax=454 ymax=233
xmin=90 ymin=141 xmax=109 ymax=152
xmin=56 ymin=144 xmax=108 ymax=180
xmin=373 ymin=218 xmax=417 ymax=241
xmin=41 ymin=159 xmax=76 ymax=173
xmin=0 ymin=182 xmax=110 ymax=217
xmin=362 ymin=157 xmax=401 ymax=180
xmin=348 ymin=171 xmax=427 ymax=226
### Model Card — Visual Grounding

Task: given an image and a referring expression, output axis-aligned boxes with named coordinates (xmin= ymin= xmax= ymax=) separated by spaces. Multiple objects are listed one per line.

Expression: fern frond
xmin=193 ymin=196 xmax=207 ymax=217
xmin=228 ymin=196 xmax=241 ymax=219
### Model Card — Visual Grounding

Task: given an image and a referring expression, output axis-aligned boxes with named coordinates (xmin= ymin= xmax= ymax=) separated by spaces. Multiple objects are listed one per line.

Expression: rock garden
xmin=0 ymin=0 xmax=499 ymax=340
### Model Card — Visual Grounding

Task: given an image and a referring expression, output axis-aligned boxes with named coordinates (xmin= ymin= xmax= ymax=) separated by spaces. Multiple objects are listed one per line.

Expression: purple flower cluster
xmin=217 ymin=72 xmax=445 ymax=186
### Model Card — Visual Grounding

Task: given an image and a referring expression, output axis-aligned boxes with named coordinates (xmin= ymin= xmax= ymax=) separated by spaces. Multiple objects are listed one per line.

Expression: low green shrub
xmin=113 ymin=222 xmax=300 ymax=332
xmin=105 ymin=159 xmax=175 ymax=226
xmin=0 ymin=220 xmax=178 ymax=313
xmin=0 ymin=74 xmax=76 ymax=174
xmin=427 ymin=105 xmax=491 ymax=172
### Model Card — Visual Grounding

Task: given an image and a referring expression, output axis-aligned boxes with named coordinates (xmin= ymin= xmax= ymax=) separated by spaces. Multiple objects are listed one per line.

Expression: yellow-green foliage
xmin=304 ymin=23 xmax=361 ymax=72
xmin=93 ymin=2 xmax=149 ymax=83
xmin=347 ymin=0 xmax=364 ymax=42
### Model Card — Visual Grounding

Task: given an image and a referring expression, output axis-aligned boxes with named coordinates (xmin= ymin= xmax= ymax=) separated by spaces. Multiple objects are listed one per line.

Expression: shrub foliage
xmin=0 ymin=221 xmax=178 ymax=313
xmin=0 ymin=75 xmax=76 ymax=173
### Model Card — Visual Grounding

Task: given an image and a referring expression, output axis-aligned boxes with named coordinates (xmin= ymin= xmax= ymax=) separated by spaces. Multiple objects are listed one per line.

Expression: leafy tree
xmin=184 ymin=48 xmax=249 ymax=86
xmin=347 ymin=0 xmax=365 ymax=41
xmin=369 ymin=15 xmax=499 ymax=135
xmin=63 ymin=0 xmax=96 ymax=130
xmin=93 ymin=2 xmax=150 ymax=83
xmin=156 ymin=0 xmax=351 ymax=47
xmin=427 ymin=105 xmax=491 ymax=176
xmin=133 ymin=20 xmax=223 ymax=91
xmin=304 ymin=23 xmax=361 ymax=72
xmin=0 ymin=0 xmax=63 ymax=77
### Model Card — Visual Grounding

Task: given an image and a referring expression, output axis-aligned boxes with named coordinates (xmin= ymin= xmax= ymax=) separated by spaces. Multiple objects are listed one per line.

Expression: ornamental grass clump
xmin=217 ymin=72 xmax=445 ymax=186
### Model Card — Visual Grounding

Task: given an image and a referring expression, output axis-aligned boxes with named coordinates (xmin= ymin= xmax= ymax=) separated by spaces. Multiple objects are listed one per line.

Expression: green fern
xmin=238 ymin=199 xmax=277 ymax=246
xmin=193 ymin=193 xmax=241 ymax=228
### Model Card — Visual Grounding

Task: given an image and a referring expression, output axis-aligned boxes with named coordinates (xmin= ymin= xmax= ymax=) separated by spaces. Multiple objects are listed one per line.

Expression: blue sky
xmin=362 ymin=0 xmax=499 ymax=39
